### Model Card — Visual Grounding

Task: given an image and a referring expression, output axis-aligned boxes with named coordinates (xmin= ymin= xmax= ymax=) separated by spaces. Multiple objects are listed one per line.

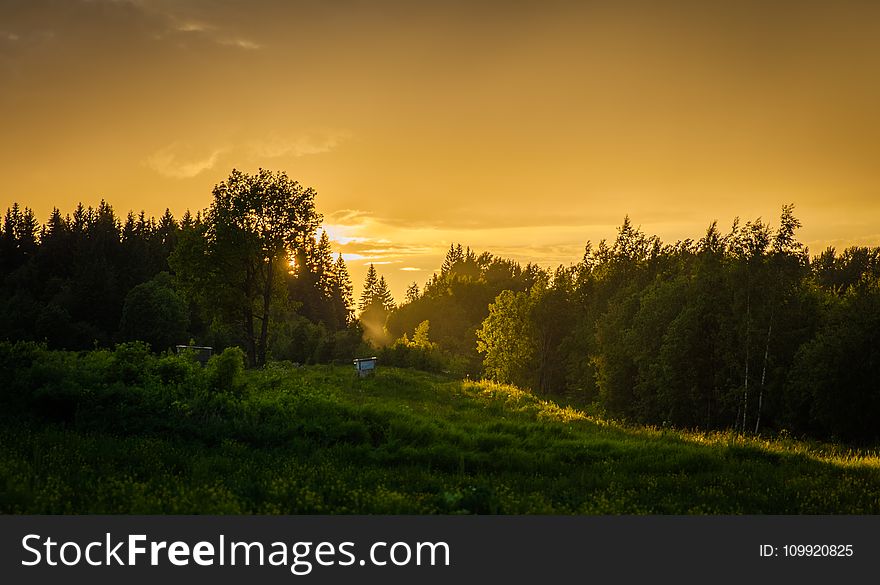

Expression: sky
xmin=2 ymin=0 xmax=880 ymax=300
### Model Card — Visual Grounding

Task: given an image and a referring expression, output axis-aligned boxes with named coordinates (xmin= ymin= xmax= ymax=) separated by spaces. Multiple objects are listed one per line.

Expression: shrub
xmin=153 ymin=353 xmax=202 ymax=387
xmin=111 ymin=341 xmax=154 ymax=386
xmin=206 ymin=347 xmax=246 ymax=394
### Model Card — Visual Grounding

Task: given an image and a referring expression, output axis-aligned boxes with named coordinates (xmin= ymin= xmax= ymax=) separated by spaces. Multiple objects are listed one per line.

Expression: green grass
xmin=2 ymin=364 xmax=879 ymax=513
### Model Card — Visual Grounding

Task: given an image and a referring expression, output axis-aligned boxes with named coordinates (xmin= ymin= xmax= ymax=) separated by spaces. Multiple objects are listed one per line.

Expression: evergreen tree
xmin=405 ymin=282 xmax=420 ymax=304
xmin=376 ymin=276 xmax=395 ymax=312
xmin=441 ymin=244 xmax=464 ymax=274
xmin=1 ymin=204 xmax=38 ymax=277
xmin=330 ymin=253 xmax=354 ymax=327
xmin=359 ymin=264 xmax=379 ymax=311
xmin=313 ymin=230 xmax=336 ymax=297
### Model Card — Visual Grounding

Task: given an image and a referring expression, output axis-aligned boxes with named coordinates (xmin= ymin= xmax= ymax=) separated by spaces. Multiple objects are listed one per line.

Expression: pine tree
xmin=405 ymin=282 xmax=420 ymax=304
xmin=359 ymin=264 xmax=379 ymax=311
xmin=122 ymin=212 xmax=137 ymax=242
xmin=42 ymin=208 xmax=67 ymax=242
xmin=314 ymin=230 xmax=336 ymax=297
xmin=376 ymin=276 xmax=395 ymax=312
xmin=1 ymin=204 xmax=39 ymax=276
xmin=441 ymin=243 xmax=464 ymax=274
xmin=330 ymin=253 xmax=354 ymax=326
xmin=36 ymin=208 xmax=72 ymax=280
xmin=2 ymin=204 xmax=40 ymax=259
xmin=180 ymin=210 xmax=195 ymax=229
xmin=157 ymin=209 xmax=179 ymax=248
xmin=71 ymin=203 xmax=88 ymax=236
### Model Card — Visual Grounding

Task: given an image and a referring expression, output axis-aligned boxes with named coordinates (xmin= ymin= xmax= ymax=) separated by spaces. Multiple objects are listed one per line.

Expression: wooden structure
xmin=175 ymin=345 xmax=213 ymax=366
xmin=353 ymin=356 xmax=378 ymax=377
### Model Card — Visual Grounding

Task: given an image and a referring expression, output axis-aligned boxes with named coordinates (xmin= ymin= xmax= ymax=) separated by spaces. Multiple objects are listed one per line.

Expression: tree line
xmin=1 ymin=169 xmax=360 ymax=367
xmin=468 ymin=206 xmax=880 ymax=443
xmin=3 ymin=174 xmax=878 ymax=443
xmin=370 ymin=205 xmax=880 ymax=443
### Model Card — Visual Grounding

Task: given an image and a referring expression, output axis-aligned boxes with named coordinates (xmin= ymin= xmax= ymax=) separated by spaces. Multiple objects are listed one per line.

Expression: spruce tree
xmin=376 ymin=276 xmax=395 ymax=312
xmin=441 ymin=243 xmax=464 ymax=274
xmin=314 ymin=230 xmax=336 ymax=297
xmin=359 ymin=264 xmax=379 ymax=311
xmin=405 ymin=282 xmax=420 ymax=304
xmin=331 ymin=253 xmax=354 ymax=327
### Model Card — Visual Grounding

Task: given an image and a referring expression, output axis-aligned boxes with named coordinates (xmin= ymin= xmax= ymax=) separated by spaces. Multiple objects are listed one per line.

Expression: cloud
xmin=219 ymin=37 xmax=262 ymax=50
xmin=400 ymin=267 xmax=422 ymax=271
xmin=143 ymin=132 xmax=346 ymax=181
xmin=144 ymin=143 xmax=226 ymax=179
xmin=327 ymin=209 xmax=371 ymax=224
xmin=102 ymin=1 xmax=263 ymax=51
xmin=163 ymin=11 xmax=262 ymax=51
xmin=175 ymin=21 xmax=212 ymax=33
xmin=250 ymin=132 xmax=349 ymax=159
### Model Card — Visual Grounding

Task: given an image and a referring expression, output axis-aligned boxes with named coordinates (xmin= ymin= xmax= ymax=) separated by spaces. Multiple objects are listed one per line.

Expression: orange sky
xmin=2 ymin=0 xmax=879 ymax=300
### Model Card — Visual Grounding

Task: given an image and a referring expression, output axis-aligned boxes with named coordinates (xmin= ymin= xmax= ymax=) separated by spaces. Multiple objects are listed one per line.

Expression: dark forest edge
xmin=2 ymin=170 xmax=879 ymax=445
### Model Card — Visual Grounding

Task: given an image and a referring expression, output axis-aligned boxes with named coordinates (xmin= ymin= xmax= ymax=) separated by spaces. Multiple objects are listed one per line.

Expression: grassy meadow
xmin=1 ymin=344 xmax=879 ymax=514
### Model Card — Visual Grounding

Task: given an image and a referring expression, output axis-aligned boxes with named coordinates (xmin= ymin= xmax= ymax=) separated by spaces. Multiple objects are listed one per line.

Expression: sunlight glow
xmin=322 ymin=223 xmax=370 ymax=246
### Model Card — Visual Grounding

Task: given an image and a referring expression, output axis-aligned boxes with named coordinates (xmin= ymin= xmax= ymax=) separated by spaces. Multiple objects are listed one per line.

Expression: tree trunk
xmin=741 ymin=294 xmax=750 ymax=434
xmin=243 ymin=261 xmax=258 ymax=367
xmin=256 ymin=257 xmax=275 ymax=367
xmin=244 ymin=308 xmax=257 ymax=367
xmin=754 ymin=318 xmax=772 ymax=434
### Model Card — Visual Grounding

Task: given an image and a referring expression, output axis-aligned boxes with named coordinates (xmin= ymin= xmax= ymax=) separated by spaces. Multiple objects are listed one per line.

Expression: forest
xmin=2 ymin=170 xmax=879 ymax=445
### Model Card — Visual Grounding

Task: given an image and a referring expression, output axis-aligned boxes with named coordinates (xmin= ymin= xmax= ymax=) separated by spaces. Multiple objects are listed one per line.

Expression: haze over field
xmin=2 ymin=0 xmax=879 ymax=297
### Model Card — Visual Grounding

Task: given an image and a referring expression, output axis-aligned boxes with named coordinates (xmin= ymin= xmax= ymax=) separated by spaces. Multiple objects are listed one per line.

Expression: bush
xmin=206 ymin=347 xmax=246 ymax=394
xmin=111 ymin=341 xmax=154 ymax=385
xmin=153 ymin=353 xmax=202 ymax=387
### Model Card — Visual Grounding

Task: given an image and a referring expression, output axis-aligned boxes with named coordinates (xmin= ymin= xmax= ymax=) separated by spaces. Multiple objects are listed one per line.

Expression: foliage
xmin=206 ymin=346 xmax=247 ymax=394
xmin=175 ymin=169 xmax=322 ymax=367
xmin=471 ymin=206 xmax=879 ymax=443
xmin=478 ymin=289 xmax=535 ymax=387
xmin=785 ymin=285 xmax=880 ymax=442
xmin=387 ymin=245 xmax=543 ymax=375
xmin=288 ymin=233 xmax=354 ymax=331
xmin=380 ymin=320 xmax=466 ymax=375
xmin=4 ymin=197 xmax=880 ymax=444
xmin=411 ymin=320 xmax=435 ymax=350
xmin=0 ymin=177 xmax=355 ymax=365
xmin=119 ymin=272 xmax=189 ymax=351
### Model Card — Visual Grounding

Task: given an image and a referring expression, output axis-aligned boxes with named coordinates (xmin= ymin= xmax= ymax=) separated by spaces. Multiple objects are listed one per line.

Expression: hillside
xmin=2 ymin=352 xmax=879 ymax=513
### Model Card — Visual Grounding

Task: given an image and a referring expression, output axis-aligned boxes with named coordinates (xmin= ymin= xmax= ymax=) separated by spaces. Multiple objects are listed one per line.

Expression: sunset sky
xmin=2 ymin=0 xmax=879 ymax=299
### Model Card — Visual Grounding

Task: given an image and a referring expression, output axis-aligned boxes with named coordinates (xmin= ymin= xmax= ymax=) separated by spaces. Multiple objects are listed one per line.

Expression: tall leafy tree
xmin=184 ymin=168 xmax=322 ymax=367
xmin=477 ymin=288 xmax=536 ymax=387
